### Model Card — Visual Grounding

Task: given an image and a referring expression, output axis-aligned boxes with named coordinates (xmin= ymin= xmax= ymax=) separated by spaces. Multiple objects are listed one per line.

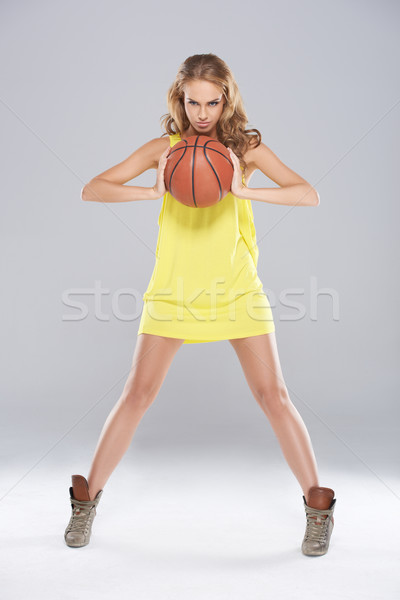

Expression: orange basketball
xmin=164 ymin=135 xmax=234 ymax=208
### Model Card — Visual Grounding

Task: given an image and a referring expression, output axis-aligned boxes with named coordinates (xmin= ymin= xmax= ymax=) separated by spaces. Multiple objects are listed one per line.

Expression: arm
xmin=81 ymin=137 xmax=169 ymax=202
xmin=232 ymin=142 xmax=320 ymax=207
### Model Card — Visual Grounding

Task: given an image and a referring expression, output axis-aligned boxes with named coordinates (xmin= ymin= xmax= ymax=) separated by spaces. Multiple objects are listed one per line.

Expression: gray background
xmin=1 ymin=0 xmax=399 ymax=598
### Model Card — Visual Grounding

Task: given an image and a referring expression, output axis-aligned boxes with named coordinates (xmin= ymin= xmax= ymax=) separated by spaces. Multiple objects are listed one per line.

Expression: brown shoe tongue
xmin=307 ymin=486 xmax=334 ymax=509
xmin=72 ymin=475 xmax=91 ymax=501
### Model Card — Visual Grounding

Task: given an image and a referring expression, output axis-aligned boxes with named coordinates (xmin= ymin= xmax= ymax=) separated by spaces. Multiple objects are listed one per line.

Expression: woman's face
xmin=182 ymin=80 xmax=226 ymax=138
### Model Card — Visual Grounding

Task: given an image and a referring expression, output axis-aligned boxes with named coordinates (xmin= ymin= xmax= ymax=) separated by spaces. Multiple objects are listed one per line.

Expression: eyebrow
xmin=186 ymin=96 xmax=222 ymax=102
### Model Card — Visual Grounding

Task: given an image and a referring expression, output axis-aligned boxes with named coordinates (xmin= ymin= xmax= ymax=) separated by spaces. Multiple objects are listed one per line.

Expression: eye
xmin=188 ymin=101 xmax=218 ymax=106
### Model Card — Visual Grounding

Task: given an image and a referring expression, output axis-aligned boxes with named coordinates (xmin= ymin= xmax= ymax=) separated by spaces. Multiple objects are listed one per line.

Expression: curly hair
xmin=159 ymin=53 xmax=261 ymax=172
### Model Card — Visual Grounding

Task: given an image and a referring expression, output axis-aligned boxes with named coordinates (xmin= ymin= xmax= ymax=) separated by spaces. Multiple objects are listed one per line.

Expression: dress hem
xmin=137 ymin=324 xmax=275 ymax=344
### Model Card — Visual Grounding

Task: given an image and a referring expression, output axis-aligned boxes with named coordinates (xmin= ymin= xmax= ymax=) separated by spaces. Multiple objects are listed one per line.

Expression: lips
xmin=196 ymin=122 xmax=210 ymax=126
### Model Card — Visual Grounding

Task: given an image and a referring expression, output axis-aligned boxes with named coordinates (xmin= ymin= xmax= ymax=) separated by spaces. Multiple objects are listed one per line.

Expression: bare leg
xmin=229 ymin=331 xmax=320 ymax=503
xmin=86 ymin=333 xmax=185 ymax=500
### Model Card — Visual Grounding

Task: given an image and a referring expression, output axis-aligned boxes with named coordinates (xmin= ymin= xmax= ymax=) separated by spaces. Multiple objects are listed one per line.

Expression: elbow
xmin=301 ymin=183 xmax=320 ymax=207
xmin=81 ymin=180 xmax=96 ymax=202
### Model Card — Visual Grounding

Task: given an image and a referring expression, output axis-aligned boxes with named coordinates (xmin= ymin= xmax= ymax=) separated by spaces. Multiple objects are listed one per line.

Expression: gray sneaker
xmin=64 ymin=474 xmax=103 ymax=548
xmin=301 ymin=488 xmax=336 ymax=556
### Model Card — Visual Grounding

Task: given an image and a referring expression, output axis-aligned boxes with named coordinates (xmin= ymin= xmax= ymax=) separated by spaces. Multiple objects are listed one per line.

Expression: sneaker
xmin=301 ymin=486 xmax=336 ymax=556
xmin=64 ymin=474 xmax=103 ymax=548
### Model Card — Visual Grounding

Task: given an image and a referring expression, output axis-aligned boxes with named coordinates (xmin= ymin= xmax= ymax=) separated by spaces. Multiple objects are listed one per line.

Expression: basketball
xmin=164 ymin=135 xmax=234 ymax=208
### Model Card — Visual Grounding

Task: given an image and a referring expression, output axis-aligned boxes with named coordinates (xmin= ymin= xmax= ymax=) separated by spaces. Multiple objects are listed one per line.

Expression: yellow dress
xmin=137 ymin=132 xmax=275 ymax=344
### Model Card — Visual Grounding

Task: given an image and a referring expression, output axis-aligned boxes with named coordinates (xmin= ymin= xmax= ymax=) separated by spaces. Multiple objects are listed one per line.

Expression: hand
xmin=152 ymin=147 xmax=171 ymax=199
xmin=227 ymin=147 xmax=247 ymax=199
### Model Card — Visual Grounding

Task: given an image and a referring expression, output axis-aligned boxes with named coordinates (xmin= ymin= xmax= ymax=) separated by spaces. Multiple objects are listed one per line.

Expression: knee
xmin=257 ymin=382 xmax=290 ymax=417
xmin=121 ymin=383 xmax=156 ymax=412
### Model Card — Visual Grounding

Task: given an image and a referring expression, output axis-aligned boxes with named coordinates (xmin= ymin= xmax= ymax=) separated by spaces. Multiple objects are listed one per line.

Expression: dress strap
xmin=169 ymin=132 xmax=181 ymax=147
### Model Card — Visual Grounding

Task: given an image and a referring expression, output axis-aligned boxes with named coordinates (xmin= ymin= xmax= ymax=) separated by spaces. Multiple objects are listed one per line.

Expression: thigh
xmin=123 ymin=333 xmax=185 ymax=401
xmin=228 ymin=332 xmax=287 ymax=402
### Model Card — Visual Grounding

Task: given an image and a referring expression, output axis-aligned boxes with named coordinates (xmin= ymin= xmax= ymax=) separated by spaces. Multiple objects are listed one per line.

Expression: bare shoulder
xmin=136 ymin=135 xmax=171 ymax=167
xmin=245 ymin=140 xmax=310 ymax=187
xmin=151 ymin=135 xmax=171 ymax=160
xmin=91 ymin=135 xmax=171 ymax=185
xmin=241 ymin=137 xmax=261 ymax=185
xmin=242 ymin=137 xmax=260 ymax=170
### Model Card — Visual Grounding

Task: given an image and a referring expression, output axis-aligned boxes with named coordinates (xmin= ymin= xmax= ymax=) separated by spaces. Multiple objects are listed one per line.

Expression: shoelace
xmin=66 ymin=499 xmax=96 ymax=533
xmin=304 ymin=507 xmax=332 ymax=543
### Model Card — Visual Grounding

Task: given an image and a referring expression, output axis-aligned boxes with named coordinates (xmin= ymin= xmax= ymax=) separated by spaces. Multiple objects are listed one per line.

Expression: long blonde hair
xmin=159 ymin=53 xmax=261 ymax=171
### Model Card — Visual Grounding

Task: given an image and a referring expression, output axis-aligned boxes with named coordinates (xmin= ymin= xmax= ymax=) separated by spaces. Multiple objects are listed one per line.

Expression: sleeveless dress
xmin=137 ymin=132 xmax=275 ymax=344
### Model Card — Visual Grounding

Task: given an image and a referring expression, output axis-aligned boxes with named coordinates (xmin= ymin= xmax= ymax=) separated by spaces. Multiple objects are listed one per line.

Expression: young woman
xmin=64 ymin=53 xmax=336 ymax=556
